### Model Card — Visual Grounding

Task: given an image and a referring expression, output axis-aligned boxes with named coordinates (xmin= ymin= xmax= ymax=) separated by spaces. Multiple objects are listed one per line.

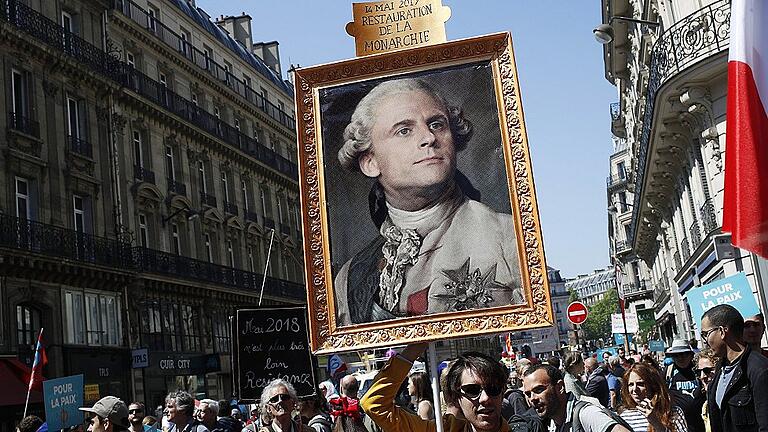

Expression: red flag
xmin=723 ymin=0 xmax=768 ymax=258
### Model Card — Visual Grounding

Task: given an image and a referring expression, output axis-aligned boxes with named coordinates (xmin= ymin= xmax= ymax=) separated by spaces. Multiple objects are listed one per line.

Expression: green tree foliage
xmin=581 ymin=288 xmax=618 ymax=342
xmin=568 ymin=288 xmax=579 ymax=303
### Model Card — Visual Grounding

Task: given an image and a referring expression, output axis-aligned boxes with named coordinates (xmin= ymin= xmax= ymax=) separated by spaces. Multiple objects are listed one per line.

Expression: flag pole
xmin=23 ymin=327 xmax=44 ymax=418
xmin=259 ymin=228 xmax=276 ymax=306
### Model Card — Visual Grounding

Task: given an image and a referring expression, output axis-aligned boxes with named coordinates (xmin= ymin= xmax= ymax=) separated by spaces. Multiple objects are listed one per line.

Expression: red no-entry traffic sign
xmin=567 ymin=301 xmax=588 ymax=325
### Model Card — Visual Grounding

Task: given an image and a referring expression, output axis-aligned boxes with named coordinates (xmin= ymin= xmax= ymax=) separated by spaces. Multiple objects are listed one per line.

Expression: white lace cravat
xmin=378 ymin=219 xmax=421 ymax=312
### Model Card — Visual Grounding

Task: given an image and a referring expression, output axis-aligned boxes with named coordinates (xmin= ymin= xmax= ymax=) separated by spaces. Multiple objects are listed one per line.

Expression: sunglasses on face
xmin=698 ymin=367 xmax=715 ymax=376
xmin=268 ymin=393 xmax=291 ymax=404
xmin=700 ymin=327 xmax=722 ymax=340
xmin=744 ymin=321 xmax=764 ymax=329
xmin=129 ymin=410 xmax=143 ymax=414
xmin=458 ymin=384 xmax=503 ymax=400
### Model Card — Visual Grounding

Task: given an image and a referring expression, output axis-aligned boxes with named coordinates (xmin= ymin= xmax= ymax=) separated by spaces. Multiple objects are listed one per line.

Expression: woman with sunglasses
xmin=258 ymin=379 xmax=311 ymax=432
xmin=695 ymin=349 xmax=719 ymax=432
xmin=619 ymin=363 xmax=688 ymax=432
xmin=408 ymin=371 xmax=435 ymax=420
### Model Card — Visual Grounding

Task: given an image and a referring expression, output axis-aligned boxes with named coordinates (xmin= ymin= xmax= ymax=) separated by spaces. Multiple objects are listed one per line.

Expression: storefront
xmin=63 ymin=347 xmax=131 ymax=404
xmin=141 ymin=352 xmax=221 ymax=411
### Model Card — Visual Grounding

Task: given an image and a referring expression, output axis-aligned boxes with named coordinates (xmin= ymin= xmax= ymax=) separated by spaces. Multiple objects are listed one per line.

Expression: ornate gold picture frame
xmin=294 ymin=32 xmax=553 ymax=354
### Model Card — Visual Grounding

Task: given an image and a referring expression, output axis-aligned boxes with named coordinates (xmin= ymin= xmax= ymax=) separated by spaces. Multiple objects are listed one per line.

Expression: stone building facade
xmin=0 ymin=0 xmax=303 ymax=424
xmin=599 ymin=0 xmax=768 ymax=344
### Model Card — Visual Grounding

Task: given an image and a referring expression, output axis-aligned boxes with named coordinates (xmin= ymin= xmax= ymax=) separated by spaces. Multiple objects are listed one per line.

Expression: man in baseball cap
xmin=79 ymin=396 xmax=130 ymax=432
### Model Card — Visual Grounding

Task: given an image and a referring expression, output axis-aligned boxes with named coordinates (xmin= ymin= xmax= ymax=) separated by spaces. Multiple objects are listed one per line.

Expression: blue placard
xmin=649 ymin=340 xmax=665 ymax=352
xmin=685 ymin=272 xmax=760 ymax=329
xmin=596 ymin=347 xmax=618 ymax=359
xmin=614 ymin=333 xmax=633 ymax=345
xmin=43 ymin=374 xmax=84 ymax=431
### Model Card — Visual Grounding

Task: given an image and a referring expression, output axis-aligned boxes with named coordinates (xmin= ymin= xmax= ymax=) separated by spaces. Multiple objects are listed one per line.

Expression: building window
xmin=243 ymin=75 xmax=252 ymax=89
xmin=133 ymin=130 xmax=143 ymax=168
xmin=61 ymin=11 xmax=73 ymax=33
xmin=617 ymin=161 xmax=627 ymax=180
xmin=223 ymin=60 xmax=232 ymax=84
xmin=204 ymin=233 xmax=213 ymax=263
xmin=276 ymin=195 xmax=283 ymax=224
xmin=138 ymin=213 xmax=149 ymax=247
xmin=126 ymin=51 xmax=135 ymax=68
xmin=16 ymin=304 xmax=41 ymax=346
xmin=241 ymin=180 xmax=249 ymax=212
xmin=234 ymin=118 xmax=240 ymax=132
xmin=66 ymin=96 xmax=82 ymax=139
xmin=261 ymin=187 xmax=272 ymax=218
xmin=191 ymin=92 xmax=198 ymax=106
xmin=11 ymin=69 xmax=28 ymax=116
xmin=165 ymin=145 xmax=175 ymax=181
xmin=179 ymin=29 xmax=190 ymax=57
xmin=73 ymin=195 xmax=86 ymax=233
xmin=247 ymin=246 xmax=255 ymax=272
xmin=139 ymin=300 xmax=200 ymax=352
xmin=171 ymin=223 xmax=181 ymax=255
xmin=146 ymin=4 xmax=158 ymax=33
xmin=15 ymin=177 xmax=31 ymax=220
xmin=226 ymin=240 xmax=234 ymax=267
xmin=203 ymin=46 xmax=213 ymax=70
xmin=64 ymin=291 xmax=121 ymax=346
xmin=221 ymin=171 xmax=229 ymax=202
xmin=198 ymin=161 xmax=207 ymax=194
xmin=212 ymin=315 xmax=230 ymax=353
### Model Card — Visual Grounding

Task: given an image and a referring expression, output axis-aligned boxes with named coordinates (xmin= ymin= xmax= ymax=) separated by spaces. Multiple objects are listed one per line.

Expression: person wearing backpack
xmin=618 ymin=363 xmax=687 ymax=432
xmin=522 ymin=364 xmax=632 ymax=432
xmin=299 ymin=392 xmax=333 ymax=432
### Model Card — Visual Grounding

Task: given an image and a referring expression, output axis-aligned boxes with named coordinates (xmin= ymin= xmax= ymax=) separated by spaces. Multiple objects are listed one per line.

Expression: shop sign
xmin=132 ymin=348 xmax=149 ymax=368
xmin=84 ymin=384 xmax=100 ymax=402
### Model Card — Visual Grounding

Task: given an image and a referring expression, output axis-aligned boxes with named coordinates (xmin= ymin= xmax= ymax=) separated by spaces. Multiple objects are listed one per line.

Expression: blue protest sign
xmin=649 ymin=340 xmax=665 ymax=352
xmin=685 ymin=272 xmax=760 ymax=329
xmin=614 ymin=333 xmax=633 ymax=345
xmin=43 ymin=374 xmax=84 ymax=431
xmin=596 ymin=347 xmax=617 ymax=359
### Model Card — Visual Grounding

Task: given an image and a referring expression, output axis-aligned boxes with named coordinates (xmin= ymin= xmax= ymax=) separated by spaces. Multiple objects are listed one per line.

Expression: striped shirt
xmin=620 ymin=406 xmax=688 ymax=432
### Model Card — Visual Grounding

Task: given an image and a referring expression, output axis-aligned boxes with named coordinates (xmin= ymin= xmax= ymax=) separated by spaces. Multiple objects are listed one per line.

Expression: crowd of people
xmin=13 ymin=305 xmax=768 ymax=432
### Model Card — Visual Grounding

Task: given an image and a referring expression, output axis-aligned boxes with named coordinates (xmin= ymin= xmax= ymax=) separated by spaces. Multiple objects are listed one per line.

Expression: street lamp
xmin=594 ymin=16 xmax=660 ymax=44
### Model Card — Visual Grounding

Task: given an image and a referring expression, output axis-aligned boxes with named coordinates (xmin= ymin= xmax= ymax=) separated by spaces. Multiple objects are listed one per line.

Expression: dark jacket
xmin=707 ymin=344 xmax=768 ymax=432
xmin=585 ymin=366 xmax=610 ymax=408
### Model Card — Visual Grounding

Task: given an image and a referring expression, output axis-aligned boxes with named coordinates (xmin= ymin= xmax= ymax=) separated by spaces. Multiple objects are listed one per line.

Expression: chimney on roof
xmin=252 ymin=41 xmax=282 ymax=76
xmin=216 ymin=13 xmax=254 ymax=51
xmin=187 ymin=0 xmax=195 ymax=7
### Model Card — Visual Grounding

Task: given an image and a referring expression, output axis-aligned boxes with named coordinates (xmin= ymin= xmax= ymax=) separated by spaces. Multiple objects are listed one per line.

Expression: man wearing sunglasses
xmin=128 ymin=402 xmax=147 ymax=432
xmin=701 ymin=304 xmax=768 ymax=432
xmin=258 ymin=379 xmax=311 ymax=432
xmin=362 ymin=343 xmax=512 ymax=432
xmin=79 ymin=396 xmax=131 ymax=432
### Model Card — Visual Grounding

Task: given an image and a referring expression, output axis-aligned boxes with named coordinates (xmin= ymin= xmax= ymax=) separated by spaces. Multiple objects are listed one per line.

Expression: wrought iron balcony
xmin=223 ymin=201 xmax=238 ymax=216
xmin=700 ymin=198 xmax=718 ymax=233
xmin=131 ymin=246 xmax=304 ymax=300
xmin=245 ymin=211 xmax=259 ymax=223
xmin=7 ymin=112 xmax=40 ymax=138
xmin=629 ymin=0 xmax=730 ymax=245
xmin=624 ymin=280 xmax=653 ymax=297
xmin=610 ymin=102 xmax=620 ymax=121
xmin=112 ymin=0 xmax=296 ymax=132
xmin=680 ymin=237 xmax=691 ymax=262
xmin=133 ymin=165 xmax=156 ymax=184
xmin=606 ymin=174 xmax=629 ymax=190
xmin=167 ymin=178 xmax=186 ymax=196
xmin=67 ymin=135 xmax=92 ymax=158
xmin=0 ymin=214 xmax=133 ymax=269
xmin=689 ymin=220 xmax=702 ymax=251
xmin=615 ymin=240 xmax=631 ymax=253
xmin=0 ymin=0 xmax=298 ymax=180
xmin=200 ymin=192 xmax=217 ymax=208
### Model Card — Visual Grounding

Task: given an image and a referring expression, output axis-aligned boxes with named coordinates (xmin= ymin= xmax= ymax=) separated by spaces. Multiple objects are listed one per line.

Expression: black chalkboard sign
xmin=234 ymin=307 xmax=317 ymax=402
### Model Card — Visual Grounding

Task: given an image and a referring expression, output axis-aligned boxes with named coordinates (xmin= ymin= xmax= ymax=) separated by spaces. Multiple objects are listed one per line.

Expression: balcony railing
xmin=200 ymin=192 xmax=217 ymax=208
xmin=606 ymin=174 xmax=628 ymax=189
xmin=0 ymin=0 xmax=298 ymax=180
xmin=167 ymin=178 xmax=186 ymax=196
xmin=133 ymin=165 xmax=156 ymax=184
xmin=615 ymin=240 xmax=631 ymax=253
xmin=67 ymin=135 xmax=92 ymax=158
xmin=610 ymin=102 xmax=621 ymax=121
xmin=700 ymin=198 xmax=718 ymax=233
xmin=264 ymin=218 xmax=275 ymax=229
xmin=223 ymin=201 xmax=238 ymax=215
xmin=0 ymin=214 xmax=133 ymax=269
xmin=0 ymin=214 xmax=305 ymax=299
xmin=7 ymin=112 xmax=40 ymax=138
xmin=112 ymin=0 xmax=296 ymax=131
xmin=629 ymin=0 xmax=730 ymax=244
xmin=280 ymin=225 xmax=291 ymax=236
xmin=680 ymin=237 xmax=691 ymax=262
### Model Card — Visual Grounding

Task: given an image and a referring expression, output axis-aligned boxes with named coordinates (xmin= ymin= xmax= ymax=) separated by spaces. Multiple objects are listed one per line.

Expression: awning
xmin=0 ymin=357 xmax=44 ymax=406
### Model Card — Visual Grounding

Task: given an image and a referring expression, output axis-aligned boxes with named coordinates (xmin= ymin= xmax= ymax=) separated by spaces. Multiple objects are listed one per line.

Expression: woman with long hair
xmin=562 ymin=352 xmax=587 ymax=398
xmin=619 ymin=363 xmax=688 ymax=432
xmin=407 ymin=371 xmax=434 ymax=420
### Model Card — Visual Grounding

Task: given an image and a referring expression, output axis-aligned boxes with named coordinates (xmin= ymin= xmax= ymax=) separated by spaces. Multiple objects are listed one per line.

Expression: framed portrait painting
xmin=294 ymin=32 xmax=553 ymax=353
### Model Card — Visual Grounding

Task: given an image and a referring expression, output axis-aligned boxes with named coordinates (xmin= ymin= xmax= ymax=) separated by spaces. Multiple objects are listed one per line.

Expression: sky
xmin=196 ymin=0 xmax=617 ymax=279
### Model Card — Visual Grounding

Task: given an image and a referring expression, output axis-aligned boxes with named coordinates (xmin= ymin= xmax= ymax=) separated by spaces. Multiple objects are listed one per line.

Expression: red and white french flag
xmin=723 ymin=0 xmax=768 ymax=258
xmin=28 ymin=328 xmax=47 ymax=391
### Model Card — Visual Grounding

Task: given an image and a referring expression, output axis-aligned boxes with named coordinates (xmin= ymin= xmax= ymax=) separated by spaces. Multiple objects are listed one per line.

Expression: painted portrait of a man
xmin=319 ymin=63 xmax=525 ymax=327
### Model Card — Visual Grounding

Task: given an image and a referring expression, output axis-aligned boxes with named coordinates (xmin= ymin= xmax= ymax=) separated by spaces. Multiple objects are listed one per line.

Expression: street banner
xmin=685 ymin=272 xmax=760 ymax=329
xmin=43 ymin=374 xmax=84 ymax=431
xmin=234 ymin=307 xmax=316 ymax=402
xmin=649 ymin=340 xmax=665 ymax=352
xmin=611 ymin=312 xmax=639 ymax=334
